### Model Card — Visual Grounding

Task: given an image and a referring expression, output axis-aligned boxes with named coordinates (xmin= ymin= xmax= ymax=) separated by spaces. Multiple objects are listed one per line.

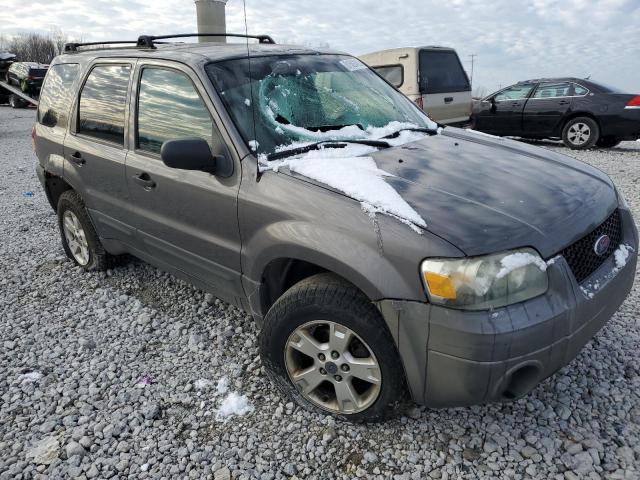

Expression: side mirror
xmin=160 ymin=137 xmax=233 ymax=178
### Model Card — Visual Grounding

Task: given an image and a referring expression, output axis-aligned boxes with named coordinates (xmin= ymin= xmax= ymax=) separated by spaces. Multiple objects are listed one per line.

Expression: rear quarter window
xmin=37 ymin=63 xmax=80 ymax=128
xmin=419 ymin=50 xmax=470 ymax=94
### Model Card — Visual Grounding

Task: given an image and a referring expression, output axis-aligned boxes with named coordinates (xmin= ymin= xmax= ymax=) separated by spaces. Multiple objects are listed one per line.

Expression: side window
xmin=494 ymin=84 xmax=534 ymax=102
xmin=573 ymin=84 xmax=589 ymax=96
xmin=37 ymin=64 xmax=80 ymax=128
xmin=373 ymin=65 xmax=403 ymax=88
xmin=78 ymin=64 xmax=131 ymax=145
xmin=137 ymin=68 xmax=213 ymax=154
xmin=532 ymin=82 xmax=571 ymax=99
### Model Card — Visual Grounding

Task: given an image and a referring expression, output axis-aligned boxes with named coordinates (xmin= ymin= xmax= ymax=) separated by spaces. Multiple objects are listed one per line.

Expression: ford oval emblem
xmin=593 ymin=234 xmax=610 ymax=256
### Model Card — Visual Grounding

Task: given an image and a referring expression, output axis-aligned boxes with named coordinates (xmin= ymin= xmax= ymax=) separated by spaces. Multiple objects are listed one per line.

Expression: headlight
xmin=420 ymin=248 xmax=549 ymax=310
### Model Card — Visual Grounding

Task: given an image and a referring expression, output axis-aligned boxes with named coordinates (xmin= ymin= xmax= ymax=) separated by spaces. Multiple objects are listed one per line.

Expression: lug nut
xmin=331 ymin=351 xmax=339 ymax=359
xmin=319 ymin=368 xmax=327 ymax=375
xmin=341 ymin=364 xmax=350 ymax=372
xmin=318 ymin=353 xmax=326 ymax=361
xmin=334 ymin=375 xmax=342 ymax=381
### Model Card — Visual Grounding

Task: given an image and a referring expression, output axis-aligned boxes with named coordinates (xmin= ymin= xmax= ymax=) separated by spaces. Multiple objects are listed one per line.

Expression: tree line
xmin=0 ymin=30 xmax=73 ymax=64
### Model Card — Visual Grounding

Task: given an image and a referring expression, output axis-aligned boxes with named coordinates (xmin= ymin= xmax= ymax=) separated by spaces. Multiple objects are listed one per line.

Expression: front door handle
xmin=132 ymin=172 xmax=156 ymax=189
xmin=69 ymin=152 xmax=85 ymax=166
xmin=444 ymin=97 xmax=453 ymax=103
xmin=558 ymin=100 xmax=570 ymax=106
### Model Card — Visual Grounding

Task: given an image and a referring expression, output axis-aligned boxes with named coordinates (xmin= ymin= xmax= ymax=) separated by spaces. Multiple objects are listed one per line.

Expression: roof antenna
xmin=243 ymin=0 xmax=260 ymax=170
xmin=585 ymin=74 xmax=591 ymax=80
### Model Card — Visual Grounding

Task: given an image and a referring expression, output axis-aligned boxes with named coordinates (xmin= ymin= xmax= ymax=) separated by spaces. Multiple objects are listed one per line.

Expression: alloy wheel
xmin=284 ymin=320 xmax=382 ymax=414
xmin=567 ymin=122 xmax=591 ymax=146
xmin=62 ymin=210 xmax=90 ymax=266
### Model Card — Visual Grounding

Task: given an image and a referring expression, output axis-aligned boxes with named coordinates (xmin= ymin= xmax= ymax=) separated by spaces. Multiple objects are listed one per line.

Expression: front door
xmin=474 ymin=83 xmax=535 ymax=136
xmin=522 ymin=81 xmax=573 ymax=136
xmin=124 ymin=62 xmax=244 ymax=305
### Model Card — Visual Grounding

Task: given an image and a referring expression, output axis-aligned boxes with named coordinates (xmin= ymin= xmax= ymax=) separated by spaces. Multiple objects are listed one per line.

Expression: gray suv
xmin=34 ymin=34 xmax=637 ymax=422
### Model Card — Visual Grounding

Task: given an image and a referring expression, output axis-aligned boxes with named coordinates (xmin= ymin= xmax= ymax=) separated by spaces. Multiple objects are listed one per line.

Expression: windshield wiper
xmin=267 ymin=139 xmax=391 ymax=161
xmin=381 ymin=127 xmax=439 ymax=139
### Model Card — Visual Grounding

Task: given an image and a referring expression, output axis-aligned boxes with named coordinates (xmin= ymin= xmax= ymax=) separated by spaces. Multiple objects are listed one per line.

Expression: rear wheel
xmin=596 ymin=136 xmax=622 ymax=149
xmin=562 ymin=117 xmax=599 ymax=149
xmin=57 ymin=190 xmax=112 ymax=271
xmin=260 ymin=273 xmax=407 ymax=422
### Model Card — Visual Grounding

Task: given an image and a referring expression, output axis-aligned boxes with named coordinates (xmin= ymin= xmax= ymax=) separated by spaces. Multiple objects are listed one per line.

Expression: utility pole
xmin=468 ymin=54 xmax=477 ymax=86
xmin=195 ymin=0 xmax=228 ymax=43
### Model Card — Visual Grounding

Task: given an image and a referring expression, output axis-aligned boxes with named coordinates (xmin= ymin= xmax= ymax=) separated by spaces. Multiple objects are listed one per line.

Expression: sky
xmin=1 ymin=0 xmax=639 ymax=94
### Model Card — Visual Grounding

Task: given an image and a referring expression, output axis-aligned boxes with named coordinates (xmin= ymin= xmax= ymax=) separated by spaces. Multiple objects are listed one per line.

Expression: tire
xmin=57 ymin=190 xmax=112 ymax=271
xmin=259 ymin=273 xmax=407 ymax=422
xmin=596 ymin=136 xmax=622 ymax=149
xmin=561 ymin=116 xmax=599 ymax=150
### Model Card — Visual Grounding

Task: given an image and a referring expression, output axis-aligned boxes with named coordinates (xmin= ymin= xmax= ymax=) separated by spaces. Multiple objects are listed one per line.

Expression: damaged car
xmin=34 ymin=35 xmax=637 ymax=422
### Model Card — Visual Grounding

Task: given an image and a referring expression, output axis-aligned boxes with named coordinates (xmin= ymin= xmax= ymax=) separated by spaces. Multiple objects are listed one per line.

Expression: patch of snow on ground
xmin=194 ymin=379 xmax=212 ymax=390
xmin=216 ymin=377 xmax=229 ymax=395
xmin=217 ymin=392 xmax=253 ymax=419
xmin=496 ymin=252 xmax=547 ymax=279
xmin=18 ymin=371 xmax=43 ymax=385
xmin=267 ymin=144 xmax=426 ymax=231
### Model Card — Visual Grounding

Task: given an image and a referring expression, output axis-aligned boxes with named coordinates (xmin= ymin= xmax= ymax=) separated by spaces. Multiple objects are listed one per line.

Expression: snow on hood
xmin=259 ymin=123 xmax=432 ymax=232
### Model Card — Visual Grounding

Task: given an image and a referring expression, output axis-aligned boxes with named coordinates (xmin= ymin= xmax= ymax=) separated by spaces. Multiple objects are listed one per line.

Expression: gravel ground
xmin=1 ymin=105 xmax=639 ymax=480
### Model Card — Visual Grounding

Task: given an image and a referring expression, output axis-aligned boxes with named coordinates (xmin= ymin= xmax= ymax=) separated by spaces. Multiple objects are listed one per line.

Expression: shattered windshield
xmin=206 ymin=54 xmax=437 ymax=159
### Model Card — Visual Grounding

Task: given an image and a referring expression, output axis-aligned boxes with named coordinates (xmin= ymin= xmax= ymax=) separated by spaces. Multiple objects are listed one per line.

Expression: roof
xmin=55 ymin=41 xmax=343 ymax=66
xmin=516 ymin=77 xmax=587 ymax=84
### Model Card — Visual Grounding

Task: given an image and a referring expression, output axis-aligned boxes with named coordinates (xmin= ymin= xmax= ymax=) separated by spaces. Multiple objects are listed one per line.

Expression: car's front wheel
xmin=9 ymin=94 xmax=27 ymax=109
xmin=562 ymin=117 xmax=599 ymax=149
xmin=596 ymin=136 xmax=622 ymax=149
xmin=260 ymin=273 xmax=407 ymax=422
xmin=57 ymin=190 xmax=112 ymax=271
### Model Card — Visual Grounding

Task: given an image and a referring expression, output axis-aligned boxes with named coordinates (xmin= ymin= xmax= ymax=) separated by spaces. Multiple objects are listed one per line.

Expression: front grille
xmin=560 ymin=209 xmax=622 ymax=284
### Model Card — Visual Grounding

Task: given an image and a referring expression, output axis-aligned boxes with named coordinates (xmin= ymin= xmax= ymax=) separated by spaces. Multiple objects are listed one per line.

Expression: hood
xmin=369 ymin=128 xmax=617 ymax=258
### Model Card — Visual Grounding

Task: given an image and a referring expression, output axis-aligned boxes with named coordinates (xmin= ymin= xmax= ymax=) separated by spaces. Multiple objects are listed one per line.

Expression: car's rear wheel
xmin=57 ymin=190 xmax=112 ymax=271
xmin=562 ymin=117 xmax=599 ymax=149
xmin=260 ymin=273 xmax=407 ymax=422
xmin=596 ymin=136 xmax=622 ymax=149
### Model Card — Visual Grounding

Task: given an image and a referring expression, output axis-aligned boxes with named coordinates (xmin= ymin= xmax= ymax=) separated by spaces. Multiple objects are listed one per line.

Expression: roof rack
xmin=63 ymin=41 xmax=139 ymax=53
xmin=136 ymin=33 xmax=276 ymax=49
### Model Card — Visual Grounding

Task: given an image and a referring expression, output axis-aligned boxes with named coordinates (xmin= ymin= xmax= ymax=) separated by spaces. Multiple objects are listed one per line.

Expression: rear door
xmin=124 ymin=61 xmax=244 ymax=305
xmin=418 ymin=49 xmax=471 ymax=124
xmin=63 ymin=60 xmax=136 ymax=246
xmin=473 ymin=84 xmax=535 ymax=135
xmin=522 ymin=81 xmax=573 ymax=136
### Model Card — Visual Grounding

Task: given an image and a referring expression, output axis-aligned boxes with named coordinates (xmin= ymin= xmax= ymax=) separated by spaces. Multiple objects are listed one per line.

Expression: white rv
xmin=359 ymin=46 xmax=471 ymax=125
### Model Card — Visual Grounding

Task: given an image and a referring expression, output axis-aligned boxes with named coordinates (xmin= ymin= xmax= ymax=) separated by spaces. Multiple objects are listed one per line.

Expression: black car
xmin=471 ymin=78 xmax=640 ymax=149
xmin=5 ymin=61 xmax=48 ymax=94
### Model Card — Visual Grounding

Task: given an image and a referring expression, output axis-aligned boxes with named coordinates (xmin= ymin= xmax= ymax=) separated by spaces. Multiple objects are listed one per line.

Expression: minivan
xmin=34 ymin=34 xmax=637 ymax=422
xmin=359 ymin=46 xmax=471 ymax=125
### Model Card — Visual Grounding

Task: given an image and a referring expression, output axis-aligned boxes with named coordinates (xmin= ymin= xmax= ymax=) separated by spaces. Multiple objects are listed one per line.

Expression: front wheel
xmin=259 ymin=273 xmax=407 ymax=422
xmin=562 ymin=117 xmax=599 ymax=149
xmin=596 ymin=136 xmax=622 ymax=149
xmin=9 ymin=94 xmax=27 ymax=109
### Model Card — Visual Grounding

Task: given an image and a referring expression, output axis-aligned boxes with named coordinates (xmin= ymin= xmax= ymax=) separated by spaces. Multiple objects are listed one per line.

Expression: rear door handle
xmin=132 ymin=172 xmax=156 ymax=189
xmin=69 ymin=152 xmax=85 ymax=166
xmin=444 ymin=97 xmax=453 ymax=103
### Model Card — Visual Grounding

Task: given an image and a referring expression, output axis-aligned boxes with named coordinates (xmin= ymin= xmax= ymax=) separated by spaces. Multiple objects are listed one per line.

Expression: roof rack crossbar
xmin=136 ymin=33 xmax=276 ymax=49
xmin=63 ymin=41 xmax=139 ymax=53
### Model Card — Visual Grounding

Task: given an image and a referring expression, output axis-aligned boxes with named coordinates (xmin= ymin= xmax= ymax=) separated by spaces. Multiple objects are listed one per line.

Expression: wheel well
xmin=259 ymin=259 xmax=332 ymax=315
xmin=561 ymin=112 xmax=601 ymax=136
xmin=44 ymin=172 xmax=72 ymax=211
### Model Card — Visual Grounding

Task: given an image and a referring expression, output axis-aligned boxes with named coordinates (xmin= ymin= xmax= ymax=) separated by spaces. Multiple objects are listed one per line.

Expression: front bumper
xmin=377 ymin=208 xmax=638 ymax=407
